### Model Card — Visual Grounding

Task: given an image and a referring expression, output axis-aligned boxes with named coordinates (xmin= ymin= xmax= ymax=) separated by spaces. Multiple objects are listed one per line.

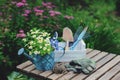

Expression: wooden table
xmin=16 ymin=49 xmax=120 ymax=80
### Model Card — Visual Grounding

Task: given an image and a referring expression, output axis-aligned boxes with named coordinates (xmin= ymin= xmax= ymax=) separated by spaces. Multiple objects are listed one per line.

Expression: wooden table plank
xmin=86 ymin=48 xmax=93 ymax=54
xmin=23 ymin=64 xmax=35 ymax=72
xmin=57 ymin=72 xmax=76 ymax=80
xmin=71 ymin=53 xmax=116 ymax=80
xmin=95 ymin=54 xmax=116 ymax=69
xmin=31 ymin=69 xmax=43 ymax=75
xmin=48 ymin=73 xmax=65 ymax=80
xmin=85 ymin=56 xmax=120 ymax=80
xmin=86 ymin=50 xmax=101 ymax=58
xmin=91 ymin=52 xmax=108 ymax=62
xmin=111 ymin=72 xmax=120 ymax=80
xmin=98 ymin=62 xmax=120 ymax=80
xmin=48 ymin=49 xmax=100 ymax=80
xmin=39 ymin=71 xmax=53 ymax=78
xmin=17 ymin=61 xmax=32 ymax=69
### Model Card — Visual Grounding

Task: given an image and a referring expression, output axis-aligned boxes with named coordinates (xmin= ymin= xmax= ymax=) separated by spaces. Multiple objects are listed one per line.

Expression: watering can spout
xmin=18 ymin=48 xmax=34 ymax=61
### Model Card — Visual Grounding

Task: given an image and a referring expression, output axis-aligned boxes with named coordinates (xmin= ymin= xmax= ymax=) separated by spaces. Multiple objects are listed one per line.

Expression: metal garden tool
xmin=50 ymin=32 xmax=59 ymax=50
xmin=62 ymin=27 xmax=74 ymax=50
xmin=73 ymin=26 xmax=90 ymax=42
xmin=70 ymin=27 xmax=88 ymax=50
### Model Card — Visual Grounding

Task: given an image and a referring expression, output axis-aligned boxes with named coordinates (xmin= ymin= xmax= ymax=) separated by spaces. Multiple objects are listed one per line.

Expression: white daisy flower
xmin=22 ymin=38 xmax=27 ymax=42
xmin=39 ymin=46 xmax=42 ymax=49
xmin=47 ymin=49 xmax=50 ymax=52
xmin=34 ymin=51 xmax=39 ymax=54
xmin=29 ymin=51 xmax=32 ymax=55
xmin=28 ymin=46 xmax=33 ymax=49
xmin=43 ymin=47 xmax=47 ymax=50
xmin=29 ymin=41 xmax=33 ymax=45
xmin=32 ymin=35 xmax=36 ymax=38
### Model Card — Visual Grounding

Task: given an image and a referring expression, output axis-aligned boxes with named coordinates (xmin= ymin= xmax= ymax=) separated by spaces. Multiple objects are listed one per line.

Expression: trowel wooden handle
xmin=65 ymin=41 xmax=69 ymax=50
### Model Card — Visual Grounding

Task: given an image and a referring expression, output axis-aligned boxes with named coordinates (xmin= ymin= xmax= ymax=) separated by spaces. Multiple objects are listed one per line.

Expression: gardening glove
xmin=65 ymin=58 xmax=96 ymax=74
xmin=65 ymin=63 xmax=82 ymax=73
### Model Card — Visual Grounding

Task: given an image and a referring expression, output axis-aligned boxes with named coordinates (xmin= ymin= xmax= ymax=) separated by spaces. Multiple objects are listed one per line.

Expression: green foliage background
xmin=50 ymin=0 xmax=120 ymax=53
xmin=0 ymin=0 xmax=120 ymax=79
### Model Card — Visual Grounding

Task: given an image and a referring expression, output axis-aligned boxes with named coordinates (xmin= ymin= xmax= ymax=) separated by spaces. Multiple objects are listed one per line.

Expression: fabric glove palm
xmin=65 ymin=58 xmax=96 ymax=74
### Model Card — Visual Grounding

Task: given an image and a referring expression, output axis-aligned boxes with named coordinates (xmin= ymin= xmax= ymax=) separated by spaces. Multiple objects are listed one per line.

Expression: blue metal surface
xmin=18 ymin=48 xmax=55 ymax=71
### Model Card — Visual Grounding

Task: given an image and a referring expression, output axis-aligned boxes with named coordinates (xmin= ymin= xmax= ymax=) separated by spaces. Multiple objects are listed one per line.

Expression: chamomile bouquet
xmin=22 ymin=28 xmax=53 ymax=56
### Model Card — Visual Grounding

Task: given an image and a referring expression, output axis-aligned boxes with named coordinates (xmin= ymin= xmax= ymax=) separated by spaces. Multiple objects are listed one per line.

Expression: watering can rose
xmin=22 ymin=28 xmax=53 ymax=56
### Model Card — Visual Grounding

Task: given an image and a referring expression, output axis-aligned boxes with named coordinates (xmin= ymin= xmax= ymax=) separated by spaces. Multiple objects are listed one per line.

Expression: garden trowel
xmin=70 ymin=27 xmax=88 ymax=50
xmin=62 ymin=27 xmax=74 ymax=50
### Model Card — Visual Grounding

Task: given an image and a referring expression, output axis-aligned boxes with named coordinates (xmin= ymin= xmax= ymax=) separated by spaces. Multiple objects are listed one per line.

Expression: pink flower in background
xmin=22 ymin=13 xmax=28 ymax=17
xmin=19 ymin=29 xmax=24 ymax=33
xmin=35 ymin=13 xmax=43 ymax=16
xmin=49 ymin=10 xmax=54 ymax=14
xmin=0 ymin=12 xmax=2 ymax=16
xmin=24 ymin=10 xmax=31 ymax=14
xmin=55 ymin=11 xmax=61 ymax=15
xmin=34 ymin=7 xmax=42 ymax=12
xmin=33 ymin=6 xmax=44 ymax=16
xmin=50 ymin=13 xmax=55 ymax=17
xmin=22 ymin=0 xmax=26 ymax=3
xmin=33 ymin=7 xmax=37 ymax=11
xmin=42 ymin=2 xmax=55 ymax=9
xmin=49 ymin=10 xmax=61 ymax=16
xmin=70 ymin=16 xmax=74 ymax=19
xmin=33 ymin=6 xmax=41 ymax=11
xmin=16 ymin=29 xmax=26 ymax=38
xmin=16 ymin=33 xmax=26 ymax=38
xmin=34 ymin=9 xmax=44 ymax=16
xmin=64 ymin=15 xmax=74 ymax=19
xmin=22 ymin=10 xmax=31 ymax=17
xmin=46 ymin=6 xmax=52 ymax=9
xmin=49 ymin=10 xmax=55 ymax=16
xmin=24 ymin=3 xmax=28 ymax=6
xmin=11 ymin=1 xmax=17 ymax=4
xmin=0 ymin=42 xmax=3 ymax=46
xmin=64 ymin=16 xmax=68 ymax=19
xmin=46 ymin=2 xmax=52 ymax=5
xmin=43 ymin=16 xmax=48 ymax=18
xmin=42 ymin=2 xmax=48 ymax=6
xmin=16 ymin=2 xmax=24 ymax=7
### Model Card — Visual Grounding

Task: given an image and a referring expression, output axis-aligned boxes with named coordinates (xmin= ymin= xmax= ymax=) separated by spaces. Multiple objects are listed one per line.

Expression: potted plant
xmin=18 ymin=28 xmax=54 ymax=70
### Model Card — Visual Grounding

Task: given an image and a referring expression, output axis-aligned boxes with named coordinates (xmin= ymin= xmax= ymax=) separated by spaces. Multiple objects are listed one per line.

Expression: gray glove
xmin=65 ymin=58 xmax=96 ymax=74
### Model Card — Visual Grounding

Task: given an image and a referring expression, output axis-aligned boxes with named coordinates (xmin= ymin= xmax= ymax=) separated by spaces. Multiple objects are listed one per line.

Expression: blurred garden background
xmin=0 ymin=0 xmax=120 ymax=80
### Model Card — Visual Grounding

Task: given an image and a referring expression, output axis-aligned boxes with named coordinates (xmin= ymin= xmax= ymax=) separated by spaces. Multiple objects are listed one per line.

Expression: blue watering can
xmin=18 ymin=48 xmax=55 ymax=71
